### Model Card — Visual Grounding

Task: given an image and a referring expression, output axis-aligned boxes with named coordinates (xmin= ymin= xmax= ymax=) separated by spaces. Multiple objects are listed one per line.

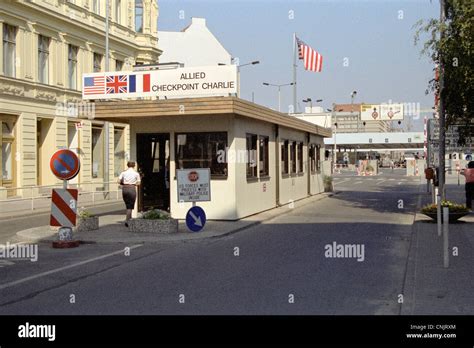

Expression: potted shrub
xmin=323 ymin=175 xmax=333 ymax=192
xmin=365 ymin=164 xmax=375 ymax=175
xmin=76 ymin=208 xmax=99 ymax=232
xmin=421 ymin=200 xmax=470 ymax=223
xmin=128 ymin=209 xmax=178 ymax=234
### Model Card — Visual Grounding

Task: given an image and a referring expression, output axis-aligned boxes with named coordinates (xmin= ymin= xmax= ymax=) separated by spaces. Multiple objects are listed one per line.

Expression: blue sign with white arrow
xmin=186 ymin=206 xmax=206 ymax=232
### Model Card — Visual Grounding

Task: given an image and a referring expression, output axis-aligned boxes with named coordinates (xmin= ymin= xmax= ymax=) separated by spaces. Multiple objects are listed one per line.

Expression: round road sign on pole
xmin=50 ymin=149 xmax=80 ymax=181
xmin=186 ymin=206 xmax=206 ymax=232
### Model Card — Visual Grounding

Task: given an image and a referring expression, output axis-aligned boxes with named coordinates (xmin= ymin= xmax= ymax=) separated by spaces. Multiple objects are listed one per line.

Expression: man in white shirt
xmin=118 ymin=161 xmax=141 ymax=227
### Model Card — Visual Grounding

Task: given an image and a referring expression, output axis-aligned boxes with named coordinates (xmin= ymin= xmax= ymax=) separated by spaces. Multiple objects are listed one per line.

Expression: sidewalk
xmin=13 ymin=192 xmax=336 ymax=245
xmin=402 ymin=176 xmax=474 ymax=314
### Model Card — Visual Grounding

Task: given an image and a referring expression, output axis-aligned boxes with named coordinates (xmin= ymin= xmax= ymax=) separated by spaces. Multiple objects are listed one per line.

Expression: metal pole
xmin=292 ymin=33 xmax=297 ymax=113
xmin=105 ymin=0 xmax=110 ymax=71
xmin=438 ymin=0 xmax=446 ymax=200
xmin=437 ymin=195 xmax=442 ymax=237
xmin=443 ymin=206 xmax=449 ymax=268
xmin=278 ymin=86 xmax=281 ymax=112
xmin=237 ymin=66 xmax=241 ymax=98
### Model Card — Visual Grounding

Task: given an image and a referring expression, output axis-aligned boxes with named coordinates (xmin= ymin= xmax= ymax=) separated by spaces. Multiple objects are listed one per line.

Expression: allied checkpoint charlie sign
xmin=82 ymin=65 xmax=237 ymax=100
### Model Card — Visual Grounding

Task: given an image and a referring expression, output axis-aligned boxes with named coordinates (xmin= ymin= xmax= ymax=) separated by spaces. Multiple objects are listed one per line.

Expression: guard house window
xmin=259 ymin=135 xmax=269 ymax=177
xmin=38 ymin=35 xmax=50 ymax=84
xmin=176 ymin=132 xmax=227 ymax=177
xmin=246 ymin=133 xmax=257 ymax=179
xmin=281 ymin=140 xmax=289 ymax=175
xmin=309 ymin=144 xmax=316 ymax=173
xmin=93 ymin=53 xmax=102 ymax=73
xmin=91 ymin=126 xmax=104 ymax=179
xmin=115 ymin=0 xmax=122 ymax=24
xmin=298 ymin=142 xmax=304 ymax=173
xmin=68 ymin=44 xmax=78 ymax=90
xmin=316 ymin=145 xmax=321 ymax=172
xmin=3 ymin=24 xmax=16 ymax=78
xmin=135 ymin=0 xmax=143 ymax=33
xmin=114 ymin=128 xmax=125 ymax=177
xmin=116 ymin=59 xmax=123 ymax=71
xmin=290 ymin=141 xmax=297 ymax=174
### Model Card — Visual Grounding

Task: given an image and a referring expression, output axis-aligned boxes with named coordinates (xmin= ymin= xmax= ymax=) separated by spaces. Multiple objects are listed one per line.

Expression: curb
xmin=15 ymin=193 xmax=335 ymax=245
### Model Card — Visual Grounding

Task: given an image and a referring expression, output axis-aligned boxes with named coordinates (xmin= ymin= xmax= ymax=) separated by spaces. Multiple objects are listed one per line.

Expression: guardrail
xmin=0 ymin=181 xmax=123 ymax=213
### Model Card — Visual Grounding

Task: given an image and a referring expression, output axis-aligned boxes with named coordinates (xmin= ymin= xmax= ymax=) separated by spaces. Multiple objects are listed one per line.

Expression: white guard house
xmin=92 ymin=97 xmax=331 ymax=220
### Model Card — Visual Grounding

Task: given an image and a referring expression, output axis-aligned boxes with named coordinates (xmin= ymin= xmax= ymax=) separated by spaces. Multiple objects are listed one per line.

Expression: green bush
xmin=366 ymin=164 xmax=374 ymax=172
xmin=78 ymin=207 xmax=95 ymax=218
xmin=323 ymin=175 xmax=333 ymax=185
xmin=421 ymin=200 xmax=469 ymax=214
xmin=143 ymin=209 xmax=171 ymax=220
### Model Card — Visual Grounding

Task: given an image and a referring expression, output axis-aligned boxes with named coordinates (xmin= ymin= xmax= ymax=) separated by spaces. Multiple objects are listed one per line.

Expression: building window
xmin=2 ymin=24 xmax=16 ymax=77
xmin=290 ymin=141 xmax=297 ymax=174
xmin=259 ymin=135 xmax=269 ymax=177
xmin=115 ymin=0 xmax=122 ymax=24
xmin=93 ymin=0 xmax=100 ymax=14
xmin=91 ymin=126 xmax=104 ymax=179
xmin=0 ymin=118 xmax=15 ymax=185
xmin=93 ymin=53 xmax=102 ymax=72
xmin=281 ymin=140 xmax=288 ymax=175
xmin=68 ymin=44 xmax=78 ymax=90
xmin=135 ymin=0 xmax=143 ymax=33
xmin=116 ymin=59 xmax=123 ymax=71
xmin=176 ymin=132 xmax=227 ymax=177
xmin=246 ymin=133 xmax=257 ymax=179
xmin=309 ymin=144 xmax=321 ymax=174
xmin=38 ymin=35 xmax=50 ymax=84
xmin=298 ymin=142 xmax=304 ymax=173
xmin=114 ymin=128 xmax=125 ymax=177
xmin=316 ymin=145 xmax=321 ymax=172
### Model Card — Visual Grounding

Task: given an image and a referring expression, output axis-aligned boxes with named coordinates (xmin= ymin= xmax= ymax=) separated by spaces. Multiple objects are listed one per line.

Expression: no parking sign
xmin=50 ymin=149 xmax=80 ymax=181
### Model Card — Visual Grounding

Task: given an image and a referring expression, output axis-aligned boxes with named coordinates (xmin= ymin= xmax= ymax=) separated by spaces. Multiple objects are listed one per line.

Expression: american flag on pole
xmin=296 ymin=36 xmax=323 ymax=72
xmin=83 ymin=76 xmax=105 ymax=95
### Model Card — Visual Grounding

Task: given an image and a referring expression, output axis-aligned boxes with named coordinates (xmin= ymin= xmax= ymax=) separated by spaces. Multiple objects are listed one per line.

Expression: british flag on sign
xmin=106 ymin=75 xmax=128 ymax=94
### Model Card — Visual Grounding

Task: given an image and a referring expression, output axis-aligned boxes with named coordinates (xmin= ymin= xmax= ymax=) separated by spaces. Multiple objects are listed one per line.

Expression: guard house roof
xmin=92 ymin=96 xmax=332 ymax=137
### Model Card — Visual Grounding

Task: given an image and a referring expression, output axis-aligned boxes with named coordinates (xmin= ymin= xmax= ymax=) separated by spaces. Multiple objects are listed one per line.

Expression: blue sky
xmin=158 ymin=0 xmax=439 ymax=129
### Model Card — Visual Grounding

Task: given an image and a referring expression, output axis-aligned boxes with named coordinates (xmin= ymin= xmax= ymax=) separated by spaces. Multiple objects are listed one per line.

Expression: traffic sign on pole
xmin=50 ymin=149 xmax=80 ymax=181
xmin=186 ymin=206 xmax=206 ymax=232
xmin=50 ymin=188 xmax=78 ymax=227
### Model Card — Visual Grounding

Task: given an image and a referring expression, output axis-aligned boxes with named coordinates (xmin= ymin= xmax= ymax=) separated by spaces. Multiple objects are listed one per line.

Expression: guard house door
xmin=137 ymin=133 xmax=170 ymax=211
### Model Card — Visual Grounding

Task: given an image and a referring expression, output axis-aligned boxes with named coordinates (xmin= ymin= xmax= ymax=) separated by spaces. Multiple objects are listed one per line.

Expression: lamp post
xmin=262 ymin=82 xmax=294 ymax=112
xmin=302 ymin=98 xmax=323 ymax=111
xmin=237 ymin=60 xmax=259 ymax=98
xmin=351 ymin=90 xmax=358 ymax=132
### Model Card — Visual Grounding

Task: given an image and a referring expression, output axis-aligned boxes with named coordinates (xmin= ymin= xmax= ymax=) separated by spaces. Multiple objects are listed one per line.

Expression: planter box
xmin=324 ymin=182 xmax=333 ymax=192
xmin=128 ymin=218 xmax=178 ymax=234
xmin=422 ymin=211 xmax=469 ymax=223
xmin=76 ymin=216 xmax=99 ymax=232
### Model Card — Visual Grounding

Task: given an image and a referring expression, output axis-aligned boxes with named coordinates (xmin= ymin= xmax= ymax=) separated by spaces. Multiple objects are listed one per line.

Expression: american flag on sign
xmin=106 ymin=75 xmax=128 ymax=94
xmin=296 ymin=36 xmax=323 ymax=72
xmin=83 ymin=76 xmax=105 ymax=95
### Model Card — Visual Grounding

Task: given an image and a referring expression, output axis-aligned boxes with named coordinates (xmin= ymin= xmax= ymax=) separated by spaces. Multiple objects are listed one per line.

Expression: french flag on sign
xmin=129 ymin=73 xmax=151 ymax=93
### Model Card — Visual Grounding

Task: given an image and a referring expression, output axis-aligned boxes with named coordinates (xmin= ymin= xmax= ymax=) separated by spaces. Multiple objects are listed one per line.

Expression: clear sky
xmin=157 ymin=0 xmax=439 ymax=130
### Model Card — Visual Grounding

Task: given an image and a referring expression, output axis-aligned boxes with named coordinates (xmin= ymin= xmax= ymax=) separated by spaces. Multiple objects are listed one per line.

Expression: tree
xmin=414 ymin=0 xmax=474 ymax=145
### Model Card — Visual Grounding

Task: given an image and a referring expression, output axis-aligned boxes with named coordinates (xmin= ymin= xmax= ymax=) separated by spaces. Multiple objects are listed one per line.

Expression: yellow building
xmin=0 ymin=0 xmax=161 ymax=197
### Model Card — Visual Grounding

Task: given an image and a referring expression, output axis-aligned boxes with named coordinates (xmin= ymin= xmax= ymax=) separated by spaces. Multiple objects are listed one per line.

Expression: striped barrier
xmin=50 ymin=189 xmax=78 ymax=227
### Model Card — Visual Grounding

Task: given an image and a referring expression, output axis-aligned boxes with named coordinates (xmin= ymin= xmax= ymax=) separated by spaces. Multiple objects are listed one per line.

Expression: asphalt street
xmin=0 ymin=169 xmax=422 ymax=314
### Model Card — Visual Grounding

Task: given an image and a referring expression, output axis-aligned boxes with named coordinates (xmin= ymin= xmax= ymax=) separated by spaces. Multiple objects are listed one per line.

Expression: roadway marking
xmin=0 ymin=260 xmax=15 ymax=268
xmin=333 ymin=178 xmax=350 ymax=185
xmin=375 ymin=180 xmax=387 ymax=185
xmin=0 ymin=244 xmax=143 ymax=290
xmin=354 ymin=181 xmax=363 ymax=185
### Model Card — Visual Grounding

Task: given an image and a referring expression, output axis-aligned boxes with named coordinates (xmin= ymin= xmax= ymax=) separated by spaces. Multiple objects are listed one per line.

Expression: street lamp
xmin=302 ymin=98 xmax=323 ymax=111
xmin=351 ymin=90 xmax=359 ymax=132
xmin=237 ymin=60 xmax=260 ymax=98
xmin=327 ymin=105 xmax=342 ymax=173
xmin=262 ymin=82 xmax=294 ymax=112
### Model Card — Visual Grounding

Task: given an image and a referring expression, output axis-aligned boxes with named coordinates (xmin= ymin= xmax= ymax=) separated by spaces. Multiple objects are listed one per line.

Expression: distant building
xmin=158 ymin=17 xmax=232 ymax=67
xmin=0 ymin=0 xmax=160 ymax=197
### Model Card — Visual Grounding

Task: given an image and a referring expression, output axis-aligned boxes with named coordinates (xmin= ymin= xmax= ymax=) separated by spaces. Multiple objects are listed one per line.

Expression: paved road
xmin=0 ymin=171 xmax=422 ymax=314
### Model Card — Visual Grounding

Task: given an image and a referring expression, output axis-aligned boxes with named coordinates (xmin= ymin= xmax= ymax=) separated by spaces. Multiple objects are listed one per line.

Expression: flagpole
xmin=293 ymin=32 xmax=297 ymax=113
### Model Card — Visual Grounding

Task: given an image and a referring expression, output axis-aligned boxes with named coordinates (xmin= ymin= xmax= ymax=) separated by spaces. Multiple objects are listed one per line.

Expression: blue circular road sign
xmin=50 ymin=149 xmax=80 ymax=181
xmin=186 ymin=206 xmax=206 ymax=232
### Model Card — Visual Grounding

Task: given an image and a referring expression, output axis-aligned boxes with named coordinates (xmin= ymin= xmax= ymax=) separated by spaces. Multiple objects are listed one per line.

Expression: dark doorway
xmin=137 ymin=133 xmax=170 ymax=211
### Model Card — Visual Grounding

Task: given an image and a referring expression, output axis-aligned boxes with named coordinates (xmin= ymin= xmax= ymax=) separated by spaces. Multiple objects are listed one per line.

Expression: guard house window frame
xmin=68 ymin=44 xmax=78 ymax=90
xmin=3 ymin=24 xmax=17 ymax=78
xmin=246 ymin=133 xmax=257 ymax=179
xmin=93 ymin=52 xmax=102 ymax=73
xmin=38 ymin=35 xmax=50 ymax=84
xmin=91 ymin=125 xmax=104 ymax=179
xmin=290 ymin=141 xmax=297 ymax=174
xmin=259 ymin=135 xmax=269 ymax=177
xmin=0 ymin=116 xmax=16 ymax=186
xmin=281 ymin=140 xmax=289 ymax=175
xmin=309 ymin=144 xmax=321 ymax=174
xmin=297 ymin=142 xmax=304 ymax=173
xmin=175 ymin=132 xmax=228 ymax=178
xmin=135 ymin=0 xmax=144 ymax=33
